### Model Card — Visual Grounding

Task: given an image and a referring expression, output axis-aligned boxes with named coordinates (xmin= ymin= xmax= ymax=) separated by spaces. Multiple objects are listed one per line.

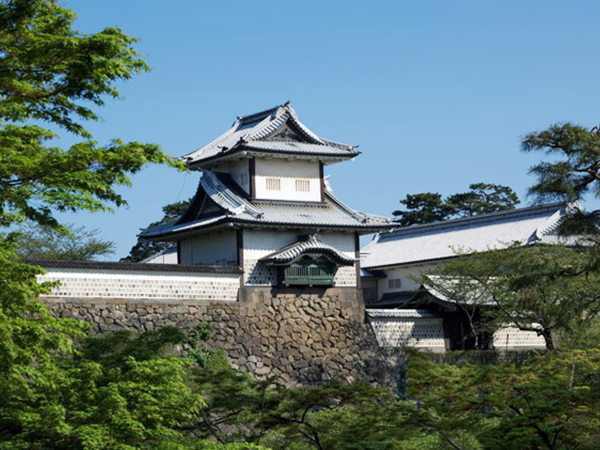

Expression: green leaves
xmin=523 ymin=123 xmax=600 ymax=203
xmin=0 ymin=125 xmax=180 ymax=228
xmin=15 ymin=222 xmax=115 ymax=260
xmin=0 ymin=0 xmax=185 ymax=229
xmin=393 ymin=183 xmax=519 ymax=226
xmin=0 ymin=0 xmax=148 ymax=137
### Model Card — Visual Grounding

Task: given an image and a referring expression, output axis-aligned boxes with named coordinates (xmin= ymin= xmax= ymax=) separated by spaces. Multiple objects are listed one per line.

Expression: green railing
xmin=284 ymin=261 xmax=335 ymax=286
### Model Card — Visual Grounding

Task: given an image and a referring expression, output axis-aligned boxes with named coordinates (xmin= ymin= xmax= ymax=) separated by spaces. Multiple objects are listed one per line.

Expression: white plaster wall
xmin=243 ymin=229 xmax=298 ymax=285
xmin=368 ymin=314 xmax=446 ymax=351
xmin=38 ymin=269 xmax=240 ymax=301
xmin=179 ymin=230 xmax=237 ymax=265
xmin=211 ymin=159 xmax=250 ymax=194
xmin=376 ymin=264 xmax=436 ymax=295
xmin=143 ymin=248 xmax=178 ymax=264
xmin=493 ymin=324 xmax=546 ymax=350
xmin=254 ymin=159 xmax=320 ymax=202
xmin=243 ymin=230 xmax=357 ymax=287
xmin=321 ymin=232 xmax=356 ymax=287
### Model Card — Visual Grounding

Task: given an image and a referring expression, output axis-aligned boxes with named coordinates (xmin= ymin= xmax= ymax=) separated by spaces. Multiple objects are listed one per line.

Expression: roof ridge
xmin=247 ymin=110 xmax=290 ymax=140
xmin=259 ymin=233 xmax=356 ymax=266
xmin=325 ymin=191 xmax=393 ymax=225
xmin=383 ymin=202 xmax=569 ymax=238
xmin=237 ymin=103 xmax=285 ymax=124
xmin=201 ymin=171 xmax=263 ymax=218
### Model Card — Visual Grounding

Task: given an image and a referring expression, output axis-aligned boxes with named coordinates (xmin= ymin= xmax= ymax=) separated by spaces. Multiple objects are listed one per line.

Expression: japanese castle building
xmin=142 ymin=102 xmax=395 ymax=290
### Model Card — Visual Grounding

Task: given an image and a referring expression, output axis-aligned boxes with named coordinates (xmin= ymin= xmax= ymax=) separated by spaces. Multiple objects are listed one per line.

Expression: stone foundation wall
xmin=44 ymin=287 xmax=399 ymax=387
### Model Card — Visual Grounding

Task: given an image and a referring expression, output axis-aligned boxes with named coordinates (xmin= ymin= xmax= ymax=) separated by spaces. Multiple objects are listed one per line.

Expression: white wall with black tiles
xmin=38 ymin=269 xmax=240 ymax=301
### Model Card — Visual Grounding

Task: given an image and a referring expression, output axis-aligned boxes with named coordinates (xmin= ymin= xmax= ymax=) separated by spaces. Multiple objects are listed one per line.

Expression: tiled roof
xmin=27 ymin=259 xmax=243 ymax=274
xmin=142 ymin=172 xmax=395 ymax=239
xmin=368 ymin=291 xmax=419 ymax=309
xmin=260 ymin=234 xmax=355 ymax=266
xmin=181 ymin=102 xmax=359 ymax=167
xmin=366 ymin=309 xmax=440 ymax=318
xmin=361 ymin=202 xmax=576 ymax=269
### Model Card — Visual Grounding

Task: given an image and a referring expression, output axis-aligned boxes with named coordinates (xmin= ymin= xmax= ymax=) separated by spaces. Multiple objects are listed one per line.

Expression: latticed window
xmin=295 ymin=179 xmax=310 ymax=192
xmin=281 ymin=256 xmax=335 ymax=286
xmin=266 ymin=177 xmax=281 ymax=191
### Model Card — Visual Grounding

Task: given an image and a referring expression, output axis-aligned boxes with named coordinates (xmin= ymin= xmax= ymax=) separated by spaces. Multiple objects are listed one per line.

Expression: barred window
xmin=388 ymin=278 xmax=402 ymax=289
xmin=266 ymin=177 xmax=281 ymax=190
xmin=295 ymin=179 xmax=310 ymax=192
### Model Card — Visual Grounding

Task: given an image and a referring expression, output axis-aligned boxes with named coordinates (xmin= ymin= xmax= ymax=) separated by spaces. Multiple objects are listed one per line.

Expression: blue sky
xmin=60 ymin=1 xmax=600 ymax=259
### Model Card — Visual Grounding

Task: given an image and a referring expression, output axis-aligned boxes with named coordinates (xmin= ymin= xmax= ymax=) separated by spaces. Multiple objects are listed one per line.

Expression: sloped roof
xmin=28 ymin=259 xmax=242 ymax=274
xmin=181 ymin=102 xmax=359 ymax=168
xmin=260 ymin=234 xmax=355 ymax=266
xmin=141 ymin=171 xmax=394 ymax=239
xmin=361 ymin=202 xmax=576 ymax=270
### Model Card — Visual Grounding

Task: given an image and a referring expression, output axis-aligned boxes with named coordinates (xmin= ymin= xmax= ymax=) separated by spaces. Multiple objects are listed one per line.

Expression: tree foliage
xmin=523 ymin=123 xmax=600 ymax=204
xmin=15 ymin=222 xmax=115 ymax=261
xmin=421 ymin=242 xmax=600 ymax=350
xmin=393 ymin=183 xmax=519 ymax=226
xmin=404 ymin=349 xmax=600 ymax=450
xmin=0 ymin=0 xmax=182 ymax=230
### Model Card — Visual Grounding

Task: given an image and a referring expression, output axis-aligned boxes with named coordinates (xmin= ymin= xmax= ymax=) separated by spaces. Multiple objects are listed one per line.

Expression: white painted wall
xmin=179 ymin=229 xmax=237 ymax=265
xmin=368 ymin=310 xmax=446 ymax=351
xmin=493 ymin=324 xmax=546 ymax=350
xmin=211 ymin=159 xmax=250 ymax=194
xmin=243 ymin=229 xmax=298 ymax=285
xmin=38 ymin=269 xmax=240 ymax=301
xmin=375 ymin=263 xmax=436 ymax=296
xmin=254 ymin=158 xmax=321 ymax=202
xmin=243 ymin=230 xmax=356 ymax=286
xmin=143 ymin=247 xmax=178 ymax=264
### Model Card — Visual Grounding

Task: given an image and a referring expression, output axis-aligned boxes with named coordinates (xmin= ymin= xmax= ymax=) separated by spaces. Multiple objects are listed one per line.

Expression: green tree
xmin=422 ymin=242 xmax=600 ymax=350
xmin=0 ymin=1 xmax=199 ymax=448
xmin=404 ymin=349 xmax=600 ymax=450
xmin=393 ymin=183 xmax=519 ymax=226
xmin=446 ymin=183 xmax=519 ymax=218
xmin=15 ymin=222 xmax=115 ymax=261
xmin=393 ymin=193 xmax=451 ymax=226
xmin=121 ymin=198 xmax=190 ymax=262
xmin=0 ymin=0 xmax=181 ymax=230
xmin=523 ymin=123 xmax=600 ymax=237
xmin=523 ymin=123 xmax=600 ymax=204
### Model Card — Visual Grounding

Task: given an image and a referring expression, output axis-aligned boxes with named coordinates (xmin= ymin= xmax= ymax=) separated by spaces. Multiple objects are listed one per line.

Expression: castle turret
xmin=142 ymin=102 xmax=394 ymax=289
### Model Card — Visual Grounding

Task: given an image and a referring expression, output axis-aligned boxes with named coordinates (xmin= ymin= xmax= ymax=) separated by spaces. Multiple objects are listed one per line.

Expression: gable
xmin=176 ymin=187 xmax=225 ymax=225
xmin=263 ymin=119 xmax=313 ymax=143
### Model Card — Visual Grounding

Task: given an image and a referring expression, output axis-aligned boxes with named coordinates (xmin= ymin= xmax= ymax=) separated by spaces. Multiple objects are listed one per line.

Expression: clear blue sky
xmin=60 ymin=0 xmax=600 ymax=259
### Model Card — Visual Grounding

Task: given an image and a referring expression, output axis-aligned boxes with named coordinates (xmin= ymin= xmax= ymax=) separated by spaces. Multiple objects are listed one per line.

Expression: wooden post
xmin=319 ymin=161 xmax=325 ymax=202
xmin=249 ymin=158 xmax=256 ymax=199
xmin=355 ymin=232 xmax=361 ymax=289
xmin=237 ymin=228 xmax=244 ymax=287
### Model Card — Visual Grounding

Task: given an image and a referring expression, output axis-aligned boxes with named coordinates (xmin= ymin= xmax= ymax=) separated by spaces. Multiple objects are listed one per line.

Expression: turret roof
xmin=181 ymin=102 xmax=360 ymax=168
xmin=141 ymin=171 xmax=394 ymax=239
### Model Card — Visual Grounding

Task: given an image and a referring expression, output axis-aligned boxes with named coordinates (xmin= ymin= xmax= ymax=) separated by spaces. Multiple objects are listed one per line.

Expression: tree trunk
xmin=541 ymin=328 xmax=554 ymax=350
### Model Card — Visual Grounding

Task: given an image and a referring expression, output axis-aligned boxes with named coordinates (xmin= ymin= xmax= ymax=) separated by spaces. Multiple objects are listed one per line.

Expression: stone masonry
xmin=44 ymin=287 xmax=398 ymax=387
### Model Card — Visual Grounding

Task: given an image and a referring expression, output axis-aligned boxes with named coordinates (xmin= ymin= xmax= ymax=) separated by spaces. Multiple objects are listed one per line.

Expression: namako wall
xmin=38 ymin=262 xmax=398 ymax=387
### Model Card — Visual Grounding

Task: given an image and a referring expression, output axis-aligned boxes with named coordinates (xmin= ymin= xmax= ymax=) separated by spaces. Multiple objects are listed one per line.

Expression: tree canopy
xmin=0 ymin=0 xmax=182 ymax=230
xmin=393 ymin=183 xmax=519 ymax=226
xmin=15 ymin=222 xmax=115 ymax=261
